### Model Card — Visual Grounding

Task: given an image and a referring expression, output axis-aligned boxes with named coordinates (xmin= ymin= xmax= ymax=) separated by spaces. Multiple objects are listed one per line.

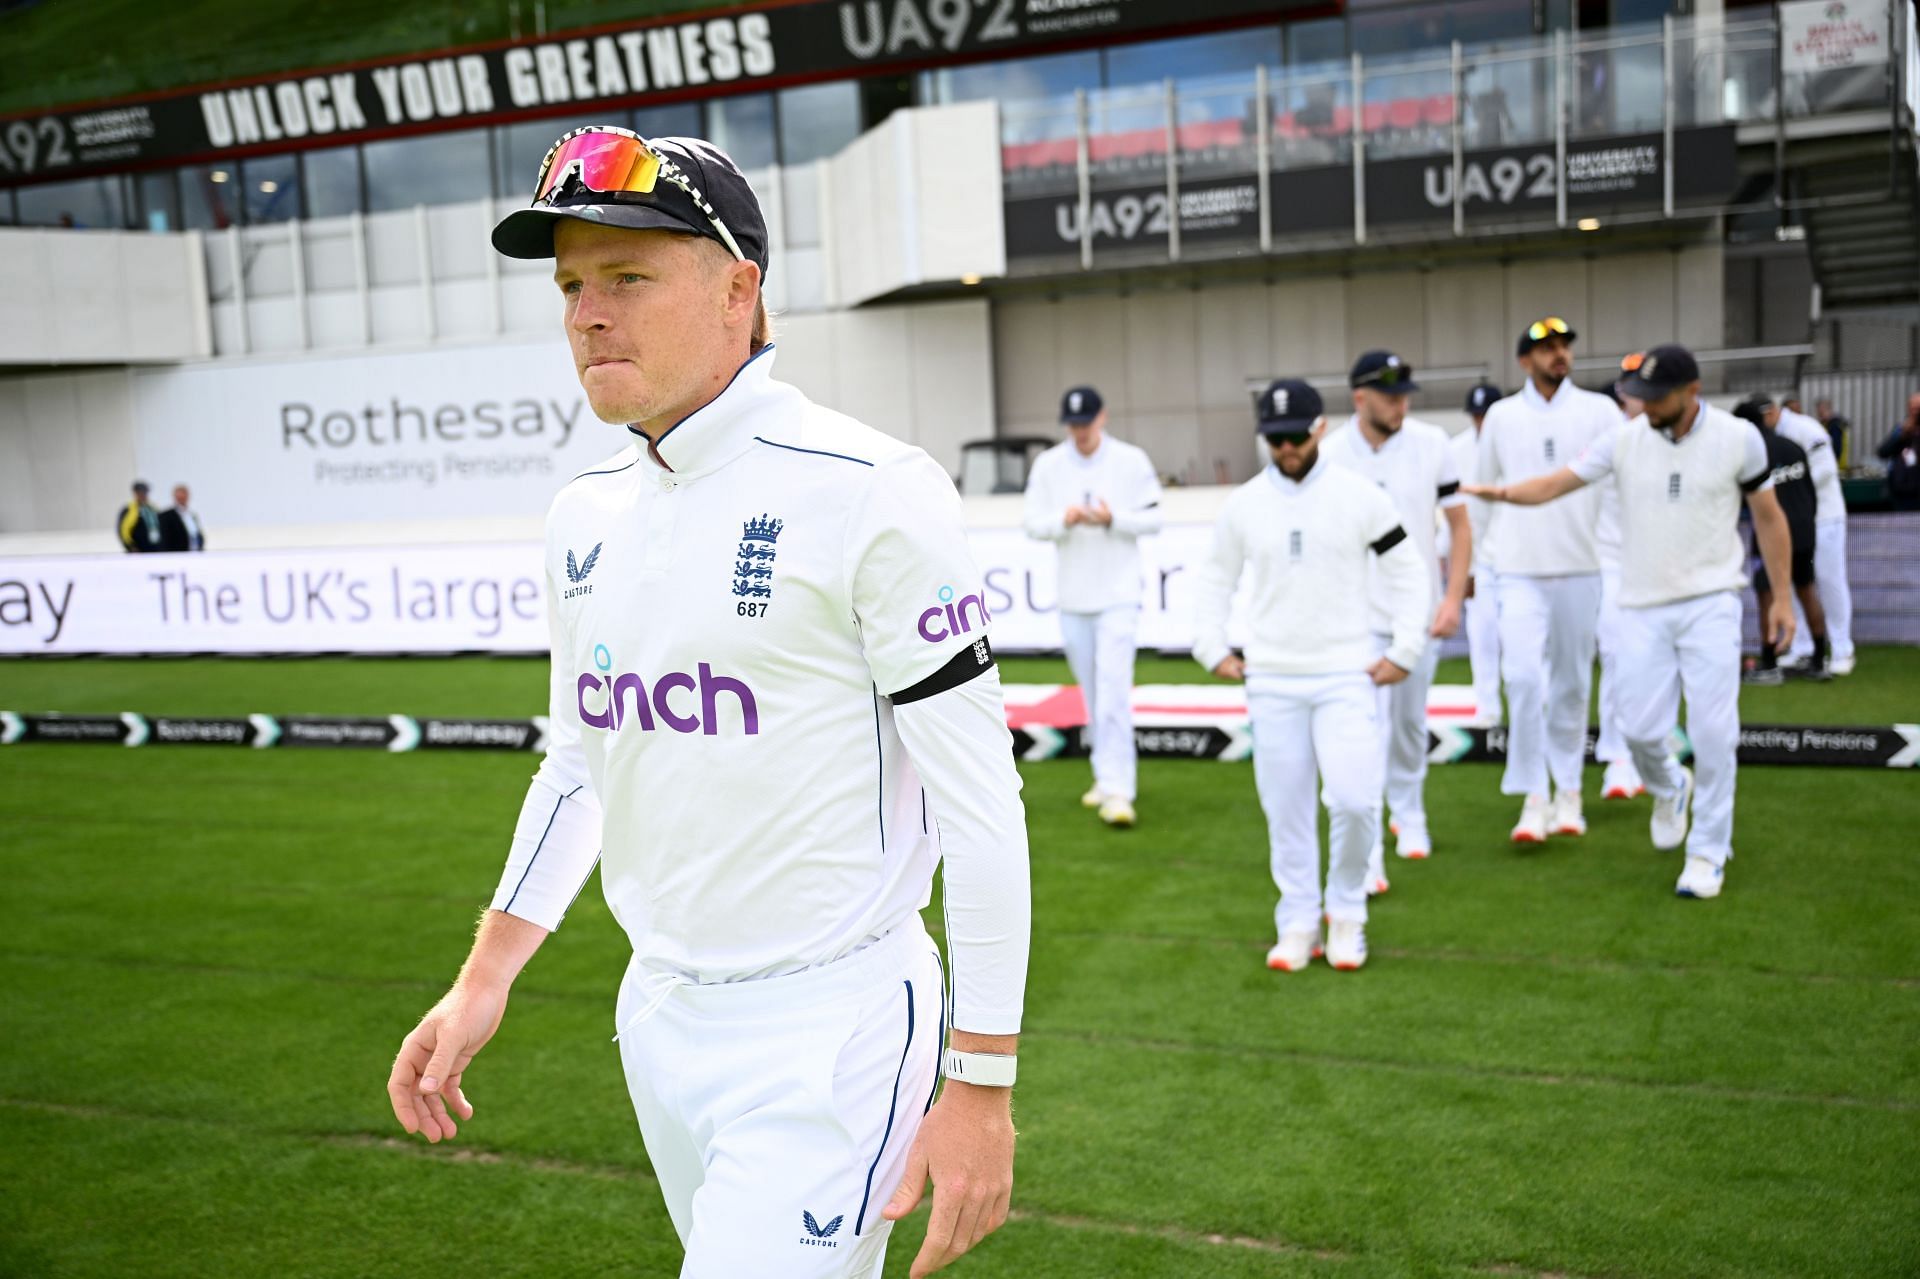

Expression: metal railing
xmin=1001 ymin=9 xmax=1915 ymax=268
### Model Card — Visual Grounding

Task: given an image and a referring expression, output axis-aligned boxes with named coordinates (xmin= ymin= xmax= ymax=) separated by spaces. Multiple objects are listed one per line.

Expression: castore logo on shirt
xmin=917 ymin=584 xmax=991 ymax=643
xmin=576 ymin=643 xmax=760 ymax=735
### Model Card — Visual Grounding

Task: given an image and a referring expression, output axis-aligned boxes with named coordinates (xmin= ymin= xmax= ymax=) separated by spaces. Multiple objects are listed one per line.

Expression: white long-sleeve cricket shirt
xmin=1021 ymin=435 xmax=1164 ymax=613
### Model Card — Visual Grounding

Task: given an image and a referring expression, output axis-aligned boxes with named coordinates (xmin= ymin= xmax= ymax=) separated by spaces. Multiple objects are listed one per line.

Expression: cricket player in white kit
xmin=1594 ymin=357 xmax=1647 ymax=801
xmin=1468 ymin=344 xmax=1797 ymax=899
xmin=1476 ymin=318 xmax=1618 ymax=843
xmin=1022 ymin=386 xmax=1164 ymax=826
xmin=1451 ymin=383 xmax=1505 ymax=728
xmin=1321 ymin=351 xmax=1470 ymax=891
xmin=1771 ymin=396 xmax=1855 ymax=675
xmin=1194 ymin=380 xmax=1430 ymax=971
xmin=386 ymin=130 xmax=1031 ymax=1279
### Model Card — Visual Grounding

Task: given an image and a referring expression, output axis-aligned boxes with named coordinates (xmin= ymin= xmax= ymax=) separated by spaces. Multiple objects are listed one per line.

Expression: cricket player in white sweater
xmin=1771 ymin=396 xmax=1854 ymax=674
xmin=1468 ymin=344 xmax=1796 ymax=899
xmin=1322 ymin=351 xmax=1470 ymax=892
xmin=1022 ymin=386 xmax=1164 ymax=826
xmin=1476 ymin=318 xmax=1618 ymax=843
xmin=386 ymin=130 xmax=1030 ymax=1279
xmin=1594 ymin=359 xmax=1646 ymax=801
xmin=1451 ymin=383 xmax=1505 ymax=728
xmin=1193 ymin=379 xmax=1430 ymax=971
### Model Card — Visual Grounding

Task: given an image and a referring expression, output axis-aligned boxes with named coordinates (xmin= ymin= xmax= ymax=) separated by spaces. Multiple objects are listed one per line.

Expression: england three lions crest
xmin=733 ymin=513 xmax=782 ymax=611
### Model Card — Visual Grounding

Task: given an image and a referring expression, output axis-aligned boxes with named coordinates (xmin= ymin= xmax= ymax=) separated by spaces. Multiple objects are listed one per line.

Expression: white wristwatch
xmin=942 ymin=1049 xmax=1017 ymax=1088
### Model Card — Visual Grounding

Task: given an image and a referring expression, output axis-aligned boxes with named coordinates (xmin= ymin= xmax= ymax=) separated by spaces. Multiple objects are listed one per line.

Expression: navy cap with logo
xmin=1256 ymin=379 xmax=1324 ymax=435
xmin=492 ymin=130 xmax=770 ymax=281
xmin=1616 ymin=344 xmax=1702 ymax=400
xmin=1349 ymin=350 xmax=1421 ymax=393
xmin=1465 ymin=383 xmax=1503 ymax=417
xmin=1060 ymin=386 xmax=1103 ymax=425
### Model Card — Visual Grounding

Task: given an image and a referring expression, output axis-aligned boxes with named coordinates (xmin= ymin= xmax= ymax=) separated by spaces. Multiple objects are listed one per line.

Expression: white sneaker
xmin=1550 ymin=788 xmax=1587 ymax=836
xmin=1325 ymin=920 xmax=1368 ymax=970
xmin=1081 ymin=786 xmax=1104 ymax=809
xmin=1510 ymin=794 xmax=1550 ymax=843
xmin=1394 ymin=816 xmax=1431 ymax=860
xmin=1097 ymin=796 xmax=1136 ymax=827
xmin=1266 ymin=928 xmax=1322 ymax=972
xmin=1366 ymin=843 xmax=1390 ymax=896
xmin=1831 ymin=654 xmax=1855 ymax=676
xmin=1650 ymin=767 xmax=1693 ymax=850
xmin=1602 ymin=760 xmax=1645 ymax=800
xmin=1675 ymin=856 xmax=1725 ymax=899
xmin=1777 ymin=654 xmax=1809 ymax=671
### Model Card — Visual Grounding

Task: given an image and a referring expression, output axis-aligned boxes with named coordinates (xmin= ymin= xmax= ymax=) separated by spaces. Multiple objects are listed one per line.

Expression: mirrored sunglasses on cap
xmin=533 ymin=126 xmax=747 ymax=263
xmin=1527 ymin=316 xmax=1572 ymax=342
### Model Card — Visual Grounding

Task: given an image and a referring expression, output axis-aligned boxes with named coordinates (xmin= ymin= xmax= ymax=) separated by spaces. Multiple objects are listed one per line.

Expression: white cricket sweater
xmin=1191 ymin=457 xmax=1431 ymax=677
xmin=1022 ymin=435 xmax=1165 ymax=613
xmin=1476 ymin=377 xmax=1617 ymax=576
xmin=1571 ymin=401 xmax=1773 ymax=608
xmin=1322 ymin=413 xmax=1464 ymax=632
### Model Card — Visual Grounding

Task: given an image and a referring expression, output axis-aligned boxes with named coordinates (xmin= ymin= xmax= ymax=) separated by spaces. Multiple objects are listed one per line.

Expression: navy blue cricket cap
xmin=1060 ymin=386 xmax=1103 ymax=425
xmin=1256 ymin=379 xmax=1323 ymax=434
xmin=1617 ymin=344 xmax=1701 ymax=400
xmin=1465 ymin=383 xmax=1503 ymax=417
xmin=491 ymin=132 xmax=770 ymax=280
xmin=1349 ymin=350 xmax=1420 ymax=393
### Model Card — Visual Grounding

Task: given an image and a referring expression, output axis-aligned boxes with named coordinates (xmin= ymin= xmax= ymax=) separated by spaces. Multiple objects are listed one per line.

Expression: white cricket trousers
xmin=1594 ymin=566 xmax=1631 ymax=764
xmin=1613 ymin=590 xmax=1742 ymax=867
xmin=1247 ymin=671 xmax=1383 ymax=935
xmin=1060 ymin=605 xmax=1140 ymax=800
xmin=615 ymin=920 xmax=944 ymax=1278
xmin=1465 ymin=571 xmax=1503 ymax=724
xmin=1788 ymin=517 xmax=1855 ymax=662
xmin=1497 ymin=573 xmax=1601 ymax=797
xmin=1369 ymin=632 xmax=1441 ymax=827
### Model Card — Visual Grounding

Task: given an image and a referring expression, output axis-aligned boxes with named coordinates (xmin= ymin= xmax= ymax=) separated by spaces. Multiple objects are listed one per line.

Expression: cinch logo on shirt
xmin=917 ymin=584 xmax=991 ymax=643
xmin=576 ymin=644 xmax=760 ymax=735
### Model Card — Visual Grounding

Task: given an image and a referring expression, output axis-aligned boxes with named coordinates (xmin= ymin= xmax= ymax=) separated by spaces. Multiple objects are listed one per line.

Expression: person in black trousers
xmin=1735 ymin=400 xmax=1830 ymax=682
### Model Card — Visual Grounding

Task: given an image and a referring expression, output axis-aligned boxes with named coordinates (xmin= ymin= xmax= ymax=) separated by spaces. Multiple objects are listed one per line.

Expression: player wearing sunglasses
xmin=1472 ymin=317 xmax=1620 ymax=844
xmin=386 ymin=128 xmax=1031 ymax=1279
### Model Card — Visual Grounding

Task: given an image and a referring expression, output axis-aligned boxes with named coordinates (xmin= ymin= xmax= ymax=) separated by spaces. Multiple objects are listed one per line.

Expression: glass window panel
xmin=242 ymin=153 xmax=301 ymax=224
xmin=137 ymin=172 xmax=179 ymax=232
xmin=777 ymin=81 xmax=861 ymax=166
xmin=14 ymin=175 xmax=128 ymax=228
xmin=494 ymin=113 xmax=605 ymax=198
xmin=1287 ymin=17 xmax=1347 ymax=70
xmin=1104 ymin=28 xmax=1281 ymax=91
xmin=179 ymin=164 xmax=239 ymax=229
xmin=631 ymin=102 xmax=703 ymax=141
xmin=302 ymin=145 xmax=363 ymax=218
xmin=362 ymin=128 xmax=490 ymax=213
xmin=928 ymin=50 xmax=1102 ymax=105
xmin=1272 ymin=67 xmax=1354 ymax=167
xmin=1352 ymin=9 xmax=1454 ymax=60
xmin=1451 ymin=0 xmax=1536 ymax=49
xmin=708 ymin=93 xmax=775 ymax=170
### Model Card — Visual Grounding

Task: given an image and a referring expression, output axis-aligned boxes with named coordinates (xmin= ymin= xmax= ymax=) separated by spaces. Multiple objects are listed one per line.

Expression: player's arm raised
xmin=388 ymin=561 xmax=605 ymax=1143
xmin=851 ymin=452 xmax=1031 ymax=1278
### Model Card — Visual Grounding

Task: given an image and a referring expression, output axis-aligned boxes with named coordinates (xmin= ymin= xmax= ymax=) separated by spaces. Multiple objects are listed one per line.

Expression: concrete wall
xmin=992 ymin=245 xmax=1726 ymax=484
xmin=0 ymin=370 xmax=138 ymax=536
xmin=0 ymin=228 xmax=211 ymax=366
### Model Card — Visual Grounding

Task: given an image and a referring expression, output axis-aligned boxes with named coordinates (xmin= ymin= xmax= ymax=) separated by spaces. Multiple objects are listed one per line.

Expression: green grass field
xmin=1 ymin=653 xmax=1917 ymax=1277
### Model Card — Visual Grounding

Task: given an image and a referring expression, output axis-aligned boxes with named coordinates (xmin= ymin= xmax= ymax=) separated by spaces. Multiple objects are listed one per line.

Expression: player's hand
xmin=1211 ymin=655 xmax=1245 ymax=681
xmin=1429 ymin=598 xmax=1462 ymax=639
xmin=1369 ymin=657 xmax=1410 ymax=686
xmin=1089 ymin=499 xmax=1113 ymax=527
xmin=1766 ymin=599 xmax=1796 ymax=653
xmin=883 ymin=1082 xmax=1015 ymax=1278
xmin=387 ymin=979 xmax=509 ymax=1144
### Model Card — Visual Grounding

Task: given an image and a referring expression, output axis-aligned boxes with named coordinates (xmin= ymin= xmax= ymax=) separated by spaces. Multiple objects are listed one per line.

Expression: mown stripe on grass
xmin=0 ymin=1096 xmax=1603 ymax=1279
xmin=1021 ymin=1026 xmax=1920 ymax=1113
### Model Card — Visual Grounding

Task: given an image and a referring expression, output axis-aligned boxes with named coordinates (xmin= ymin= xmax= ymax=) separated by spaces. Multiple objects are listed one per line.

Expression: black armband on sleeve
xmin=1370 ymin=525 xmax=1408 ymax=555
xmin=1436 ymin=480 xmax=1460 ymax=499
xmin=1739 ymin=471 xmax=1769 ymax=494
xmin=890 ymin=638 xmax=996 ymax=705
